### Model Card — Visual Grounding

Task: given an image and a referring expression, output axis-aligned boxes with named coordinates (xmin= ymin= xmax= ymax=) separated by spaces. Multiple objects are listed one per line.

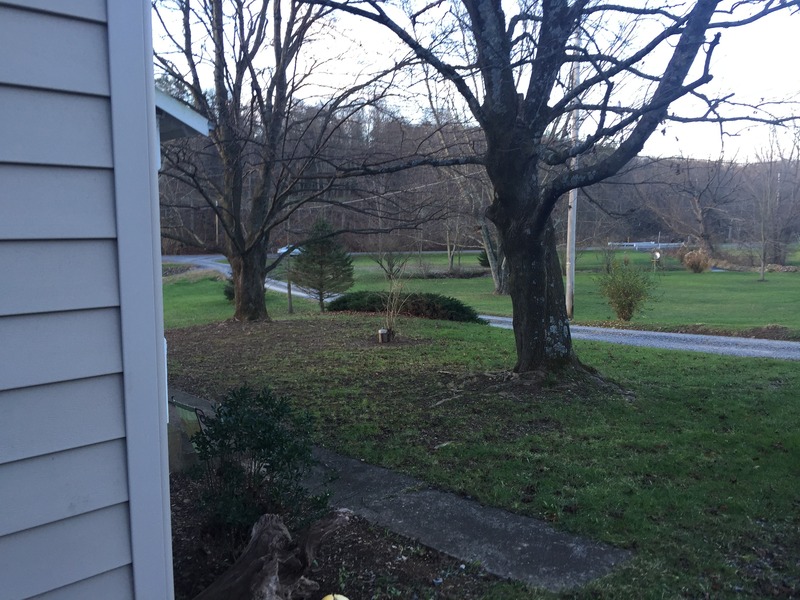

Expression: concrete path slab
xmin=304 ymin=447 xmax=631 ymax=592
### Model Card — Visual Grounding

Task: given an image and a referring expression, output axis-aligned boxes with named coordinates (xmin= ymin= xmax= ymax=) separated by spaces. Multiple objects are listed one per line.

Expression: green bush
xmin=223 ymin=277 xmax=235 ymax=302
xmin=477 ymin=250 xmax=490 ymax=268
xmin=328 ymin=291 xmax=485 ymax=324
xmin=413 ymin=267 xmax=487 ymax=279
xmin=191 ymin=386 xmax=327 ymax=539
xmin=327 ymin=290 xmax=385 ymax=313
xmin=596 ymin=260 xmax=657 ymax=321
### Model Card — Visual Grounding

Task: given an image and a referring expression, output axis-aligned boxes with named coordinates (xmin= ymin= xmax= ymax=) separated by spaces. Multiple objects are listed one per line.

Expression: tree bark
xmin=230 ymin=243 xmax=271 ymax=321
xmin=500 ymin=220 xmax=573 ymax=372
xmin=193 ymin=510 xmax=351 ymax=600
xmin=480 ymin=218 xmax=509 ymax=295
xmin=483 ymin=124 xmax=574 ymax=371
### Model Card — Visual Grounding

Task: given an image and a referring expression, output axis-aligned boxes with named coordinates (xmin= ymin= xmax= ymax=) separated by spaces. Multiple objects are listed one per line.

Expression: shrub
xmin=597 ymin=260 xmax=657 ymax=321
xmin=477 ymin=249 xmax=490 ymax=268
xmin=328 ymin=291 xmax=485 ymax=324
xmin=191 ymin=386 xmax=327 ymax=540
xmin=600 ymin=247 xmax=617 ymax=274
xmin=371 ymin=253 xmax=412 ymax=339
xmin=413 ymin=267 xmax=487 ymax=279
xmin=371 ymin=251 xmax=411 ymax=281
xmin=223 ymin=277 xmax=235 ymax=301
xmin=682 ymin=249 xmax=711 ymax=273
xmin=403 ymin=293 xmax=484 ymax=322
xmin=328 ymin=290 xmax=385 ymax=313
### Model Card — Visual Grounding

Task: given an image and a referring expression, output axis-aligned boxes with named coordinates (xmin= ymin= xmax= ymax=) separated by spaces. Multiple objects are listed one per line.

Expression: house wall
xmin=0 ymin=2 xmax=172 ymax=598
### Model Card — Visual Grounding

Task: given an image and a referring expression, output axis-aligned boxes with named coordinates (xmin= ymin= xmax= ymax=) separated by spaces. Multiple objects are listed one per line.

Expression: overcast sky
xmin=642 ymin=10 xmax=800 ymax=160
xmin=323 ymin=5 xmax=800 ymax=162
xmin=153 ymin=3 xmax=799 ymax=162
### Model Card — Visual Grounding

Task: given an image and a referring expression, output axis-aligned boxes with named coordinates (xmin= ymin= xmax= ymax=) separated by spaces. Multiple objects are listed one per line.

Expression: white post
xmin=565 ymin=35 xmax=581 ymax=319
xmin=566 ymin=189 xmax=578 ymax=319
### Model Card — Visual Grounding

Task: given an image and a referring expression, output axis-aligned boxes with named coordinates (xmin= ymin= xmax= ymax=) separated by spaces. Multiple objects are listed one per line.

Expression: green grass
xmin=165 ymin=296 xmax=800 ymax=599
xmin=162 ymin=273 xmax=318 ymax=329
xmin=574 ymin=269 xmax=800 ymax=331
xmin=336 ymin=250 xmax=800 ymax=335
xmin=164 ymin=249 xmax=800 ymax=334
xmin=787 ymin=246 xmax=800 ymax=267
xmin=162 ymin=251 xmax=800 ymax=598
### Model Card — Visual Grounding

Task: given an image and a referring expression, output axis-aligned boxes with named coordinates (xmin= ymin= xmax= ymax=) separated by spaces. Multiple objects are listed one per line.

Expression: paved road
xmin=164 ymin=254 xmax=317 ymax=298
xmin=165 ymin=254 xmax=231 ymax=274
xmin=164 ymin=255 xmax=800 ymax=361
xmin=480 ymin=316 xmax=800 ymax=361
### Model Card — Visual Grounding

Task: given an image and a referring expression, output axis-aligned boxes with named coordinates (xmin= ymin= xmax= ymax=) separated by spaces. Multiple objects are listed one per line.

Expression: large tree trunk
xmin=500 ymin=220 xmax=574 ymax=372
xmin=230 ymin=244 xmax=271 ymax=322
xmin=484 ymin=137 xmax=573 ymax=372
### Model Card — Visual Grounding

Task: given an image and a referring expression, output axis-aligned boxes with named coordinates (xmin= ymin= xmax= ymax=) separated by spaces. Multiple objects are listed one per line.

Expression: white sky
xmin=328 ymin=6 xmax=800 ymax=162
xmin=153 ymin=3 xmax=800 ymax=162
xmin=642 ymin=10 xmax=800 ymax=160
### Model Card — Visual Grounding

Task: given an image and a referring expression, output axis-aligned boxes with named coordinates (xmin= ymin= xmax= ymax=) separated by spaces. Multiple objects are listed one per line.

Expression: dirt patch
xmin=582 ymin=321 xmax=799 ymax=341
xmin=672 ymin=323 xmax=798 ymax=341
xmin=170 ymin=473 xmax=504 ymax=600
xmin=166 ymin=318 xmax=431 ymax=400
xmin=163 ymin=264 xmax=194 ymax=277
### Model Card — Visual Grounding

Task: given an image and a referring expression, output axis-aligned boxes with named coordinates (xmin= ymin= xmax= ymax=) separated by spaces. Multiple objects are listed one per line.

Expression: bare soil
xmin=583 ymin=321 xmax=799 ymax=341
xmin=170 ymin=472 xmax=503 ymax=600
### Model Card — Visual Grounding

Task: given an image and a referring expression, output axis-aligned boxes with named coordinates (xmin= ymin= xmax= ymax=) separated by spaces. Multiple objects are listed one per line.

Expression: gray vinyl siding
xmin=0 ymin=5 xmax=109 ymax=95
xmin=0 ymin=1 xmax=170 ymax=598
xmin=28 ymin=567 xmax=134 ymax=600
xmin=0 ymin=309 xmax=123 ymax=392
xmin=0 ymin=0 xmax=105 ymax=22
xmin=0 ymin=88 xmax=113 ymax=167
xmin=0 ymin=240 xmax=119 ymax=315
xmin=0 ymin=165 xmax=116 ymax=240
xmin=0 ymin=505 xmax=133 ymax=599
xmin=0 ymin=376 xmax=125 ymax=465
xmin=0 ymin=440 xmax=129 ymax=537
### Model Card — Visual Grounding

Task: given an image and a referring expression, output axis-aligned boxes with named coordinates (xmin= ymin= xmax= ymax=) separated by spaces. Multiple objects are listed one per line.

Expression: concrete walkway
xmin=304 ymin=448 xmax=630 ymax=592
xmin=170 ymin=389 xmax=630 ymax=592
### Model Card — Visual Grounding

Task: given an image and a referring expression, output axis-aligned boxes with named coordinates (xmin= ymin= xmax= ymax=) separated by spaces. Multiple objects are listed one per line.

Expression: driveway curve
xmin=164 ymin=255 xmax=800 ymax=361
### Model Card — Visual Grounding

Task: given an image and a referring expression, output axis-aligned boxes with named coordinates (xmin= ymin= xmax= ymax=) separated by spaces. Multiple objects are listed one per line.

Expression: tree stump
xmin=193 ymin=509 xmax=352 ymax=600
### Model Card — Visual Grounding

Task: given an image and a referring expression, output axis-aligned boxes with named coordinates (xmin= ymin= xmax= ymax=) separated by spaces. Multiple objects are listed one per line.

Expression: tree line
xmin=162 ymin=104 xmax=800 ymax=277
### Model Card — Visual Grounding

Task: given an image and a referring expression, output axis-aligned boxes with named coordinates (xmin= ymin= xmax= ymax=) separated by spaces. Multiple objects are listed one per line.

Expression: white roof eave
xmin=154 ymin=87 xmax=210 ymax=141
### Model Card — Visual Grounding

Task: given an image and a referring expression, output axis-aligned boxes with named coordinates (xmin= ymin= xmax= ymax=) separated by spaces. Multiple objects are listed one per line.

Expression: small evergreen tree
xmin=291 ymin=218 xmax=354 ymax=311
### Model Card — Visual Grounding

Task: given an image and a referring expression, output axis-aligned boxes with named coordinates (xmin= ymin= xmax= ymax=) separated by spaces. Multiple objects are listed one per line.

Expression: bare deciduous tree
xmin=154 ymin=0 xmax=423 ymax=321
xmin=305 ymin=0 xmax=799 ymax=372
xmin=745 ymin=128 xmax=800 ymax=280
xmin=637 ymin=155 xmax=740 ymax=256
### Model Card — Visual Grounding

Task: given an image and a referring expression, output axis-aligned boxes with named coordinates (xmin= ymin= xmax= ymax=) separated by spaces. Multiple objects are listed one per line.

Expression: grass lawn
xmin=342 ymin=251 xmax=800 ymax=337
xmin=162 ymin=271 xmax=320 ymax=329
xmin=179 ymin=248 xmax=800 ymax=336
xmin=164 ymin=272 xmax=800 ymax=599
